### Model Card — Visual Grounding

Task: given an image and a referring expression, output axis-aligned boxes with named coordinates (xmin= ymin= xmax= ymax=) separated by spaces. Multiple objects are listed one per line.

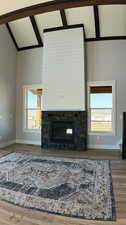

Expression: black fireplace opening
xmin=50 ymin=121 xmax=74 ymax=144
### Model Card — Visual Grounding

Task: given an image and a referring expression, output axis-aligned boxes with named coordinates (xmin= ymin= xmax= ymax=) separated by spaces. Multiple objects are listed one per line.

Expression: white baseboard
xmin=0 ymin=140 xmax=15 ymax=148
xmin=0 ymin=139 xmax=120 ymax=150
xmin=88 ymin=144 xmax=120 ymax=150
xmin=16 ymin=141 xmax=119 ymax=149
xmin=16 ymin=139 xmax=41 ymax=146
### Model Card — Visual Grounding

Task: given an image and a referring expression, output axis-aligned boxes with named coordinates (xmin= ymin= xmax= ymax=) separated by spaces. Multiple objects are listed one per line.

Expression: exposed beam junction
xmin=6 ymin=23 xmax=19 ymax=50
xmin=30 ymin=15 xmax=43 ymax=46
xmin=93 ymin=5 xmax=100 ymax=38
xmin=60 ymin=9 xmax=67 ymax=27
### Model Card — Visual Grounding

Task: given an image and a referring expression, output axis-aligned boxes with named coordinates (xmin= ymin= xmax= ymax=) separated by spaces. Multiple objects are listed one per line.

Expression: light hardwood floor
xmin=0 ymin=144 xmax=125 ymax=225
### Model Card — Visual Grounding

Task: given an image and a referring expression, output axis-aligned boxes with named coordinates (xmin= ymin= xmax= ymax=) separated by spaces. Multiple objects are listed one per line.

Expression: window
xmin=24 ymin=86 xmax=43 ymax=132
xmin=88 ymin=81 xmax=115 ymax=135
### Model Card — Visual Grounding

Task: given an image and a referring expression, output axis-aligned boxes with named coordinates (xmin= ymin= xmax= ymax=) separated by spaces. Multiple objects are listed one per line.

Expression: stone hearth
xmin=41 ymin=111 xmax=87 ymax=150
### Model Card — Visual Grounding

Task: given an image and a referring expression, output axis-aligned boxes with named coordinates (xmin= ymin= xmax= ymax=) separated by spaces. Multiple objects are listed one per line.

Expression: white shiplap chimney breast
xmin=42 ymin=27 xmax=85 ymax=111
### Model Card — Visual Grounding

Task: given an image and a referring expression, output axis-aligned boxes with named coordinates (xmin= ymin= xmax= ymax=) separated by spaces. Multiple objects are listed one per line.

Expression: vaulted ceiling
xmin=1 ymin=1 xmax=126 ymax=51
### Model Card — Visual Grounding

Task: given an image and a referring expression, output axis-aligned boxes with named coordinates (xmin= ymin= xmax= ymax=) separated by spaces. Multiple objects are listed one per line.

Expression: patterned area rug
xmin=0 ymin=150 xmax=11 ymax=158
xmin=0 ymin=152 xmax=115 ymax=221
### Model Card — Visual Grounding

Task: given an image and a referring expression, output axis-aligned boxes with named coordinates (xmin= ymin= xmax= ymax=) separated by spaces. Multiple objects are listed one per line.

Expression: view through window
xmin=25 ymin=88 xmax=42 ymax=131
xmin=89 ymin=86 xmax=113 ymax=132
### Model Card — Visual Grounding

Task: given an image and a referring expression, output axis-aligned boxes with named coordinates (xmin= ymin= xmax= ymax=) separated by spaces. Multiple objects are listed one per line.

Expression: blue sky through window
xmin=90 ymin=93 xmax=112 ymax=108
xmin=28 ymin=91 xmax=37 ymax=108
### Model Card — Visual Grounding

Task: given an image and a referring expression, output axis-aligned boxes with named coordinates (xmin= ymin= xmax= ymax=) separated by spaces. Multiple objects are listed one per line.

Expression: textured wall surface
xmin=16 ymin=38 xmax=126 ymax=149
xmin=16 ymin=48 xmax=43 ymax=144
xmin=42 ymin=28 xmax=85 ymax=111
xmin=87 ymin=40 xmax=126 ymax=149
xmin=0 ymin=25 xmax=17 ymax=146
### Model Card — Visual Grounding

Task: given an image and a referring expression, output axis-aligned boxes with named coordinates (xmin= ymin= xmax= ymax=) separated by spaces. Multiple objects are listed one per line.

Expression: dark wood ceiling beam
xmin=18 ymin=44 xmax=43 ymax=51
xmin=6 ymin=23 xmax=19 ymax=50
xmin=1 ymin=0 xmax=126 ymax=25
xmin=93 ymin=5 xmax=100 ymax=38
xmin=6 ymin=19 xmax=43 ymax=52
xmin=85 ymin=36 xmax=126 ymax=41
xmin=30 ymin=16 xmax=43 ymax=46
xmin=16 ymin=36 xmax=126 ymax=51
xmin=43 ymin=24 xmax=84 ymax=33
xmin=60 ymin=9 xmax=67 ymax=27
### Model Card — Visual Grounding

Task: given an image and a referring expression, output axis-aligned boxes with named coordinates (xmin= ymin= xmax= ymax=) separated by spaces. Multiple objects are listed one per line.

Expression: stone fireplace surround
xmin=42 ymin=111 xmax=87 ymax=150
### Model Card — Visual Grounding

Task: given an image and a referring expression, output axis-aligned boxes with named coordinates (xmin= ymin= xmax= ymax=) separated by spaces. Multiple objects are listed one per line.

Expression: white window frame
xmin=88 ymin=80 xmax=116 ymax=136
xmin=23 ymin=84 xmax=43 ymax=133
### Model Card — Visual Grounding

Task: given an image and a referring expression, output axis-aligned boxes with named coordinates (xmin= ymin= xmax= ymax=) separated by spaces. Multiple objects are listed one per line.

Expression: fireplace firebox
xmin=50 ymin=121 xmax=74 ymax=143
xmin=42 ymin=111 xmax=87 ymax=150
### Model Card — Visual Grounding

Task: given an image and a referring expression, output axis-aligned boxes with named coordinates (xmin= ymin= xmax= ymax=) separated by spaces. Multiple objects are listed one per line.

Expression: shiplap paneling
xmin=66 ymin=6 xmax=96 ymax=38
xmin=0 ymin=0 xmax=50 ymax=15
xmin=9 ymin=17 xmax=38 ymax=47
xmin=99 ymin=5 xmax=126 ymax=36
xmin=42 ymin=27 xmax=85 ymax=111
xmin=35 ymin=11 xmax=62 ymax=38
xmin=7 ymin=5 xmax=126 ymax=47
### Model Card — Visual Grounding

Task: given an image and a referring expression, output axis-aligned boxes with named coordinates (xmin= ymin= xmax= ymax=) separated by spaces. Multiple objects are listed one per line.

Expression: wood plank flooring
xmin=0 ymin=144 xmax=125 ymax=225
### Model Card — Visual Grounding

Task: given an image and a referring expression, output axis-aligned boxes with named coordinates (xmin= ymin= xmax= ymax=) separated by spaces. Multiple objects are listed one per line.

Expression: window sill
xmin=88 ymin=131 xmax=115 ymax=136
xmin=23 ymin=129 xmax=41 ymax=134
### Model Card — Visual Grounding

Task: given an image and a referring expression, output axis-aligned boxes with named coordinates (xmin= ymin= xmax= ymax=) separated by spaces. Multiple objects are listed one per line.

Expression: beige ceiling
xmin=0 ymin=0 xmax=50 ymax=15
xmin=5 ymin=4 xmax=126 ymax=49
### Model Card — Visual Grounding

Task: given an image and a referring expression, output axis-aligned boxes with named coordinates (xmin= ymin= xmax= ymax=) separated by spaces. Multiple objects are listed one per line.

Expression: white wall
xmin=16 ymin=38 xmax=126 ymax=149
xmin=87 ymin=40 xmax=126 ymax=149
xmin=42 ymin=28 xmax=85 ymax=111
xmin=16 ymin=48 xmax=43 ymax=145
xmin=0 ymin=25 xmax=17 ymax=147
